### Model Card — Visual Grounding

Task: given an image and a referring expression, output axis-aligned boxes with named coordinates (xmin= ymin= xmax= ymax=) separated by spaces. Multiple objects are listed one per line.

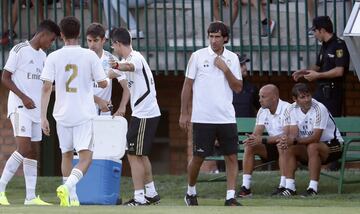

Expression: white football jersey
xmin=256 ymin=99 xmax=291 ymax=136
xmin=93 ymin=50 xmax=125 ymax=102
xmin=186 ymin=46 xmax=242 ymax=124
xmin=120 ymin=50 xmax=160 ymax=118
xmin=41 ymin=45 xmax=107 ymax=127
xmin=4 ymin=41 xmax=46 ymax=122
xmin=284 ymin=98 xmax=343 ymax=143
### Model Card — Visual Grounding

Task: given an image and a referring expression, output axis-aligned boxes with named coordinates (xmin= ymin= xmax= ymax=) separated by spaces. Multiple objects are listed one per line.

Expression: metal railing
xmin=0 ymin=0 xmax=356 ymax=75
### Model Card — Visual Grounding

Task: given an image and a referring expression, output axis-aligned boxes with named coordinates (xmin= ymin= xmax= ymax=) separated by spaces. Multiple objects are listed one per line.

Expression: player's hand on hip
xmin=21 ymin=95 xmax=36 ymax=109
xmin=41 ymin=119 xmax=50 ymax=136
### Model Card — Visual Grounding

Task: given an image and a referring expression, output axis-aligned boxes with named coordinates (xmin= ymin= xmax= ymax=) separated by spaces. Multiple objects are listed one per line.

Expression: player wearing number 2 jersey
xmin=40 ymin=16 xmax=108 ymax=207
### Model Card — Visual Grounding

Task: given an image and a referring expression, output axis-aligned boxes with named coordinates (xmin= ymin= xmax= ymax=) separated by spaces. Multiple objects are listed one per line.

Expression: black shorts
xmin=126 ymin=116 xmax=160 ymax=156
xmin=323 ymin=139 xmax=342 ymax=164
xmin=192 ymin=123 xmax=238 ymax=158
xmin=262 ymin=143 xmax=279 ymax=162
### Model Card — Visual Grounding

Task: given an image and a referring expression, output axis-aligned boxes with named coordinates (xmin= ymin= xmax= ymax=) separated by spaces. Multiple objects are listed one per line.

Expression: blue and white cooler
xmin=73 ymin=116 xmax=127 ymax=205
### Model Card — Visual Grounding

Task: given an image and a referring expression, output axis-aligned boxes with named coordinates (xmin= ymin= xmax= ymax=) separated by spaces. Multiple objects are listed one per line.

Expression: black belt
xmin=318 ymin=82 xmax=341 ymax=89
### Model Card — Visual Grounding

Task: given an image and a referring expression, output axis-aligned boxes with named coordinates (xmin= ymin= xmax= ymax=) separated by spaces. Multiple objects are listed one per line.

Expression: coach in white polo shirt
xmin=238 ymin=84 xmax=290 ymax=198
xmin=280 ymin=83 xmax=343 ymax=197
xmin=179 ymin=21 xmax=243 ymax=206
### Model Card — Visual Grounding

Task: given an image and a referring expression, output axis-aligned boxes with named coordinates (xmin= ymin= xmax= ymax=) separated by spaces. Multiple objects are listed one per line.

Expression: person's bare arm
xmin=41 ymin=81 xmax=53 ymax=136
xmin=114 ymin=79 xmax=130 ymax=117
xmin=179 ymin=78 xmax=193 ymax=132
xmin=2 ymin=70 xmax=35 ymax=109
xmin=214 ymin=56 xmax=243 ymax=93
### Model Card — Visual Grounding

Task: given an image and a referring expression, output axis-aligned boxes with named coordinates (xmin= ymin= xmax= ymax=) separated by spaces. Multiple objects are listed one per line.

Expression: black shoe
xmin=301 ymin=188 xmax=318 ymax=197
xmin=271 ymin=187 xmax=286 ymax=196
xmin=224 ymin=198 xmax=242 ymax=206
xmin=184 ymin=194 xmax=198 ymax=206
xmin=123 ymin=198 xmax=148 ymax=206
xmin=237 ymin=186 xmax=252 ymax=198
xmin=145 ymin=194 xmax=160 ymax=205
xmin=280 ymin=188 xmax=296 ymax=197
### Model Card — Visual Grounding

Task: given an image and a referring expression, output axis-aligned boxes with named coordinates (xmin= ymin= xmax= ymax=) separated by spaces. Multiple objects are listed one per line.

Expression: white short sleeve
xmin=91 ymin=53 xmax=107 ymax=83
xmin=41 ymin=54 xmax=55 ymax=82
xmin=231 ymin=56 xmax=242 ymax=80
xmin=314 ymin=106 xmax=329 ymax=130
xmin=284 ymin=105 xmax=293 ymax=126
xmin=115 ymin=69 xmax=127 ymax=82
xmin=255 ymin=108 xmax=266 ymax=125
xmin=4 ymin=48 xmax=19 ymax=73
xmin=185 ymin=53 xmax=198 ymax=80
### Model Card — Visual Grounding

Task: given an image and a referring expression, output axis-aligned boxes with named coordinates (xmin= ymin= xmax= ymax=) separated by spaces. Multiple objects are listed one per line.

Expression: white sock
xmin=279 ymin=176 xmax=286 ymax=188
xmin=23 ymin=158 xmax=37 ymax=200
xmin=63 ymin=177 xmax=78 ymax=201
xmin=308 ymin=180 xmax=318 ymax=192
xmin=134 ymin=189 xmax=146 ymax=203
xmin=187 ymin=185 xmax=196 ymax=196
xmin=0 ymin=151 xmax=24 ymax=192
xmin=285 ymin=178 xmax=296 ymax=191
xmin=242 ymin=174 xmax=252 ymax=189
xmin=64 ymin=168 xmax=83 ymax=195
xmin=226 ymin=190 xmax=235 ymax=200
xmin=145 ymin=181 xmax=158 ymax=198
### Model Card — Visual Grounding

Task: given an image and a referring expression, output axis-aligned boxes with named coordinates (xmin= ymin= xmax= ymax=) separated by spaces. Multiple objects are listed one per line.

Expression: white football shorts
xmin=9 ymin=111 xmax=42 ymax=142
xmin=56 ymin=120 xmax=94 ymax=153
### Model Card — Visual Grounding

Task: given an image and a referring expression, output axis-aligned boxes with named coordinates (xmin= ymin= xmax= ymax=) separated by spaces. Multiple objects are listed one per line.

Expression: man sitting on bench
xmin=280 ymin=83 xmax=343 ymax=197
xmin=238 ymin=84 xmax=290 ymax=197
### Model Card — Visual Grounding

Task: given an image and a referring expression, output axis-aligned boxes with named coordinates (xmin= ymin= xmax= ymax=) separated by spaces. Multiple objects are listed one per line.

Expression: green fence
xmin=0 ymin=0 xmax=356 ymax=75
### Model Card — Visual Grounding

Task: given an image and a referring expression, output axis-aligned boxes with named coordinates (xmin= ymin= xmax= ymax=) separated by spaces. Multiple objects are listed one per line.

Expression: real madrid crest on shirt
xmin=203 ymin=60 xmax=209 ymax=68
xmin=226 ymin=59 xmax=231 ymax=66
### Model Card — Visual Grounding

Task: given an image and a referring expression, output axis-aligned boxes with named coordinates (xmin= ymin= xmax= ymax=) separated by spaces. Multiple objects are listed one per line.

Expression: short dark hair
xmin=207 ymin=21 xmax=229 ymax=44
xmin=86 ymin=23 xmax=106 ymax=39
xmin=37 ymin=19 xmax=60 ymax=36
xmin=59 ymin=16 xmax=80 ymax=39
xmin=311 ymin=16 xmax=333 ymax=33
xmin=292 ymin=83 xmax=311 ymax=98
xmin=110 ymin=27 xmax=131 ymax=46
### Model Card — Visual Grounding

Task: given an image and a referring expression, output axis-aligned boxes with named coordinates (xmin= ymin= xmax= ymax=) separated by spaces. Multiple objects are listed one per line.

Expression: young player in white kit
xmin=108 ymin=27 xmax=161 ymax=206
xmin=0 ymin=20 xmax=60 ymax=206
xmin=40 ymin=16 xmax=108 ymax=207
xmin=86 ymin=23 xmax=130 ymax=116
xmin=280 ymin=83 xmax=343 ymax=197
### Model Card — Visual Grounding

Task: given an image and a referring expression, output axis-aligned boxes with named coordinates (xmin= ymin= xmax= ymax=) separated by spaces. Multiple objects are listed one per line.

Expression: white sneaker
xmin=129 ymin=29 xmax=144 ymax=39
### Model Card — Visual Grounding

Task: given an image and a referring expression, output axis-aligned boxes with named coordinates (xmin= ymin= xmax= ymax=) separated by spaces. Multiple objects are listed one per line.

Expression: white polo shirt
xmin=41 ymin=45 xmax=107 ymax=127
xmin=256 ymin=99 xmax=290 ymax=136
xmin=119 ymin=50 xmax=160 ymax=118
xmin=285 ymin=98 xmax=343 ymax=143
xmin=93 ymin=50 xmax=115 ymax=102
xmin=4 ymin=41 xmax=46 ymax=122
xmin=186 ymin=46 xmax=242 ymax=124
